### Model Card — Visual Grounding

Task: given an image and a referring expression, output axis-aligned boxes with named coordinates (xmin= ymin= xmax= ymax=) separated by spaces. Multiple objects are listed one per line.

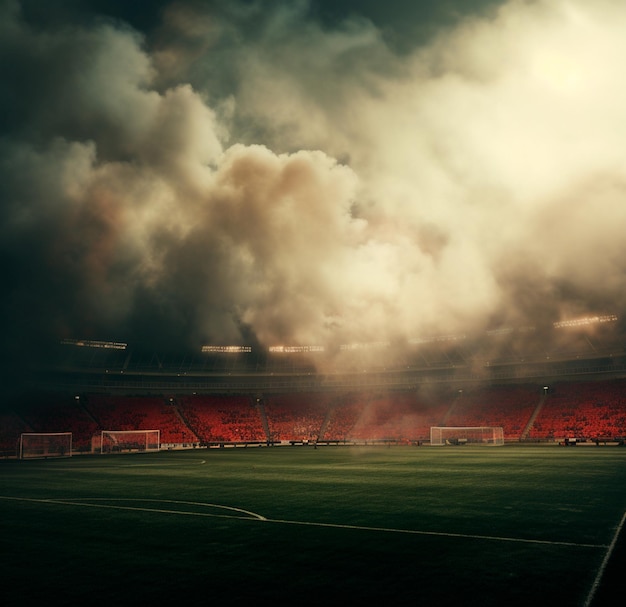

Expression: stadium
xmin=3 ymin=1 xmax=626 ymax=605
xmin=4 ymin=313 xmax=626 ymax=455
xmin=2 ymin=317 xmax=626 ymax=606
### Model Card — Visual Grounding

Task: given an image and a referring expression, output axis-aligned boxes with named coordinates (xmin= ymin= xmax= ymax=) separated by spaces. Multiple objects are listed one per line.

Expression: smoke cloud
xmin=1 ymin=0 xmax=625 ymax=368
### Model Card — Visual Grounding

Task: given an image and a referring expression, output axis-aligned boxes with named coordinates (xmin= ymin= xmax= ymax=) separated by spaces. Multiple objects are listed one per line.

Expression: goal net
xmin=19 ymin=432 xmax=72 ymax=459
xmin=430 ymin=426 xmax=504 ymax=446
xmin=99 ymin=430 xmax=160 ymax=454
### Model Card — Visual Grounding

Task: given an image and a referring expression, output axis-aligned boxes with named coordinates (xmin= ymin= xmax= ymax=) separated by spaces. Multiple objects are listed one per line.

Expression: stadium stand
xmin=177 ymin=394 xmax=266 ymax=444
xmin=336 ymin=389 xmax=451 ymax=443
xmin=84 ymin=394 xmax=198 ymax=445
xmin=443 ymin=384 xmax=541 ymax=440
xmin=263 ymin=392 xmax=334 ymax=443
xmin=528 ymin=379 xmax=626 ymax=442
xmin=2 ymin=378 xmax=625 ymax=456
xmin=11 ymin=392 xmax=100 ymax=451
xmin=0 ymin=410 xmax=30 ymax=456
xmin=321 ymin=393 xmax=365 ymax=442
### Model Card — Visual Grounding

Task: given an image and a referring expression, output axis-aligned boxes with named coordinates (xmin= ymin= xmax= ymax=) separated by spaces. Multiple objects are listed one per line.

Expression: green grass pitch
xmin=2 ymin=445 xmax=625 ymax=606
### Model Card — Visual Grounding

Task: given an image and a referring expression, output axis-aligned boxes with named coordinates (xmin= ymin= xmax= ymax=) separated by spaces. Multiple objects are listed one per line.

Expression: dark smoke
xmin=1 ymin=0 xmax=625 ymax=376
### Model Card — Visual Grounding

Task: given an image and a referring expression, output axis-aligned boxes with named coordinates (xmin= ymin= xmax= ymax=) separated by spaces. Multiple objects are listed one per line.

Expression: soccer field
xmin=2 ymin=445 xmax=625 ymax=606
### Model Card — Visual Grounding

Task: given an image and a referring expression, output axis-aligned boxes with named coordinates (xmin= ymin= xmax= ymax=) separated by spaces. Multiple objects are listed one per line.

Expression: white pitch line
xmin=0 ymin=495 xmax=606 ymax=548
xmin=583 ymin=510 xmax=626 ymax=607
xmin=0 ymin=496 xmax=266 ymax=521
xmin=264 ymin=517 xmax=606 ymax=549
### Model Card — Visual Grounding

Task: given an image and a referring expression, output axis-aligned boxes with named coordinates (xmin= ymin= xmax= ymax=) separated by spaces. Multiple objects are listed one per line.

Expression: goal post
xmin=99 ymin=430 xmax=160 ymax=454
xmin=430 ymin=426 xmax=504 ymax=446
xmin=19 ymin=432 xmax=73 ymax=459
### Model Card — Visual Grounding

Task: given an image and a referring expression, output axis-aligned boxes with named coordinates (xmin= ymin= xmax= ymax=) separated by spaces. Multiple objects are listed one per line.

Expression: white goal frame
xmin=430 ymin=426 xmax=504 ymax=446
xmin=19 ymin=432 xmax=73 ymax=459
xmin=100 ymin=430 xmax=160 ymax=454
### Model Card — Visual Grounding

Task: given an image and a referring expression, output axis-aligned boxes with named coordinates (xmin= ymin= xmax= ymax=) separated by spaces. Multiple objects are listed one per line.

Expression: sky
xmin=1 ymin=0 xmax=626 ymax=369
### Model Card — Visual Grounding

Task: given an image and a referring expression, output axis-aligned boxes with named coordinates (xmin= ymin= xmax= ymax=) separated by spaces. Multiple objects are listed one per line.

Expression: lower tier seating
xmin=3 ymin=379 xmax=625 ymax=454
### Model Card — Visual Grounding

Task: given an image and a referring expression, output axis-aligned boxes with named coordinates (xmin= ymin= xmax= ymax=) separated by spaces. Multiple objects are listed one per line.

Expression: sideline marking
xmin=583 ymin=510 xmax=626 ymax=607
xmin=0 ymin=495 xmax=605 ymax=548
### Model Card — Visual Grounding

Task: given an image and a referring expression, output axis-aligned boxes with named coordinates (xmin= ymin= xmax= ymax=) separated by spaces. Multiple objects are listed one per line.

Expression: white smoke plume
xmin=1 ymin=0 xmax=625 ymax=367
